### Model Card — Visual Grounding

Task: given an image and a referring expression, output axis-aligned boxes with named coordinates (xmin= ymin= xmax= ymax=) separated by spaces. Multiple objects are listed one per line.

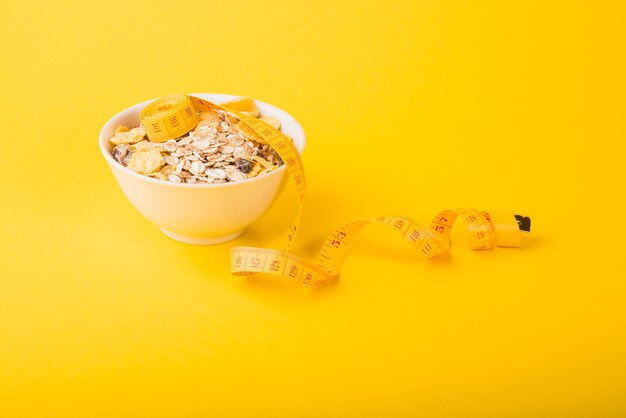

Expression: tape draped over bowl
xmin=139 ymin=94 xmax=199 ymax=143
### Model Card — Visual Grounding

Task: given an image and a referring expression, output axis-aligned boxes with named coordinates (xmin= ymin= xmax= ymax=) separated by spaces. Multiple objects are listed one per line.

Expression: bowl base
xmin=160 ymin=228 xmax=245 ymax=245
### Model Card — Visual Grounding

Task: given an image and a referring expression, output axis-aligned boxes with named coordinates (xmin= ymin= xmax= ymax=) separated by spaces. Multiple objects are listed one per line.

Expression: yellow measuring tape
xmin=140 ymin=94 xmax=530 ymax=286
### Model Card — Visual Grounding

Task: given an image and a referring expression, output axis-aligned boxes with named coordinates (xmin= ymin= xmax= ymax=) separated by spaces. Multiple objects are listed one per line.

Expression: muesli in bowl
xmin=109 ymin=97 xmax=285 ymax=185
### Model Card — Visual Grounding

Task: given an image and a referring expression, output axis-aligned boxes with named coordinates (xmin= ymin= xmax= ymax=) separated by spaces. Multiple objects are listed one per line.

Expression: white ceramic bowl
xmin=99 ymin=93 xmax=305 ymax=245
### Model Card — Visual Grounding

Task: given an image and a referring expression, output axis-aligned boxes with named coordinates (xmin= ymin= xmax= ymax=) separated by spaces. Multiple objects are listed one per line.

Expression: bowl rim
xmin=99 ymin=93 xmax=306 ymax=189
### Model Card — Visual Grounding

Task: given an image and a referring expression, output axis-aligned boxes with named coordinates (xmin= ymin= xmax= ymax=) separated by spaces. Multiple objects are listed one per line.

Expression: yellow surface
xmin=1 ymin=0 xmax=625 ymax=416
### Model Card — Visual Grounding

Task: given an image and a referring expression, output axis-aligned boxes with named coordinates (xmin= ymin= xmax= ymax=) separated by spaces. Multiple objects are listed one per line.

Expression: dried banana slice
xmin=126 ymin=150 xmax=164 ymax=174
xmin=220 ymin=97 xmax=260 ymax=117
xmin=110 ymin=126 xmax=147 ymax=145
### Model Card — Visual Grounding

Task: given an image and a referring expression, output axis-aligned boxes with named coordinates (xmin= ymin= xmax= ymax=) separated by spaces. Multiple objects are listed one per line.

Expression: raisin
xmin=235 ymin=158 xmax=253 ymax=173
xmin=112 ymin=144 xmax=130 ymax=165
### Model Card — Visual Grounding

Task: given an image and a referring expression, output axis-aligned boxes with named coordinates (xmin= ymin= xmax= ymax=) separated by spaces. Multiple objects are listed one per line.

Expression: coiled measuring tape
xmin=140 ymin=94 xmax=531 ymax=286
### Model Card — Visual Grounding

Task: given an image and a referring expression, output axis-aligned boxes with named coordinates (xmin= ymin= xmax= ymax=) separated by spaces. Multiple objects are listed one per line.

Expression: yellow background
xmin=1 ymin=0 xmax=625 ymax=416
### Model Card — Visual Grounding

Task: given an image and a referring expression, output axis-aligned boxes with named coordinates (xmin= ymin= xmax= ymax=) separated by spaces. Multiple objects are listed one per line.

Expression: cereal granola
xmin=110 ymin=98 xmax=286 ymax=184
